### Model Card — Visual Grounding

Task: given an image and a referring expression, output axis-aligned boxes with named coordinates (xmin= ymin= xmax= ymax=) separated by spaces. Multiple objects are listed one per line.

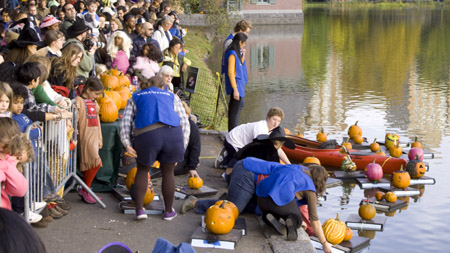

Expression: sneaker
xmin=163 ymin=208 xmax=177 ymax=221
xmin=33 ymin=201 xmax=47 ymax=210
xmin=180 ymin=195 xmax=197 ymax=214
xmin=54 ymin=206 xmax=69 ymax=216
xmin=286 ymin=216 xmax=298 ymax=241
xmin=31 ymin=220 xmax=48 ymax=228
xmin=265 ymin=213 xmax=287 ymax=236
xmin=79 ymin=188 xmax=97 ymax=204
xmin=56 ymin=201 xmax=71 ymax=211
xmin=40 ymin=207 xmax=54 ymax=223
xmin=136 ymin=208 xmax=148 ymax=220
xmin=214 ymin=146 xmax=227 ymax=169
xmin=27 ymin=211 xmax=43 ymax=223
xmin=48 ymin=205 xmax=63 ymax=219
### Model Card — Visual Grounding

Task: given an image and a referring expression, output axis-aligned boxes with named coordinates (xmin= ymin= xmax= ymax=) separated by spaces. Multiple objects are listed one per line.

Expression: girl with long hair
xmin=223 ymin=32 xmax=248 ymax=131
xmin=107 ymin=31 xmax=132 ymax=74
xmin=134 ymin=42 xmax=161 ymax=81
xmin=49 ymin=43 xmax=83 ymax=99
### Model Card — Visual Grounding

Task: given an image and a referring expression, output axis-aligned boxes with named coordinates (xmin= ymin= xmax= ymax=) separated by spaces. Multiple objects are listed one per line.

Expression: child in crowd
xmin=75 ymin=77 xmax=103 ymax=204
xmin=133 ymin=43 xmax=161 ymax=81
xmin=0 ymin=82 xmax=13 ymax=118
xmin=82 ymin=0 xmax=100 ymax=37
xmin=0 ymin=118 xmax=28 ymax=211
xmin=108 ymin=31 xmax=132 ymax=74
xmin=95 ymin=64 xmax=108 ymax=79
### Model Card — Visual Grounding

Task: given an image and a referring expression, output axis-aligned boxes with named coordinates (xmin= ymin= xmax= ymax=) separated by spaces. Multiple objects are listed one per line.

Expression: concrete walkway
xmin=36 ymin=132 xmax=315 ymax=253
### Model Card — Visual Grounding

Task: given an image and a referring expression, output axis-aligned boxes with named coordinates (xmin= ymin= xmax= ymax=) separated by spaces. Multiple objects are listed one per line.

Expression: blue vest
xmin=132 ymin=87 xmax=180 ymax=129
xmin=224 ymin=50 xmax=247 ymax=97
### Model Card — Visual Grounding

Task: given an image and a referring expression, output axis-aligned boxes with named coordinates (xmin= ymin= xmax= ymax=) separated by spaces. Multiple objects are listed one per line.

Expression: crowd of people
xmin=0 ymin=0 xmax=332 ymax=251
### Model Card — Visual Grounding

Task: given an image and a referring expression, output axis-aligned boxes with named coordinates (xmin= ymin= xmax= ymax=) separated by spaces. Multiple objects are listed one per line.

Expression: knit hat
xmin=66 ymin=18 xmax=90 ymax=38
xmin=40 ymin=15 xmax=61 ymax=29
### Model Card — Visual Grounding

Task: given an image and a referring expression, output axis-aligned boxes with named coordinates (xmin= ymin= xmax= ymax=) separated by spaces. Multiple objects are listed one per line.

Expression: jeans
xmin=228 ymin=96 xmax=245 ymax=131
xmin=195 ymin=160 xmax=257 ymax=214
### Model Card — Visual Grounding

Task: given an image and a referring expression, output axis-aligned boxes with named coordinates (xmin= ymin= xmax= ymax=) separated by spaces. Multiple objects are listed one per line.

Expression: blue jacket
xmin=132 ymin=86 xmax=180 ymax=129
xmin=12 ymin=113 xmax=41 ymax=154
xmin=243 ymin=157 xmax=316 ymax=206
xmin=223 ymin=49 xmax=247 ymax=97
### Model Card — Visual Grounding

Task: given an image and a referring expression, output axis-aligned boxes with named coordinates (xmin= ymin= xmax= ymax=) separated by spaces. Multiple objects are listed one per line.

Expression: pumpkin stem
xmin=320 ymin=127 xmax=324 ymax=133
xmin=400 ymin=164 xmax=404 ymax=171
xmin=415 ymin=154 xmax=419 ymax=160
xmin=219 ymin=201 xmax=227 ymax=209
xmin=414 ymin=136 xmax=418 ymax=142
xmin=373 ymin=138 xmax=377 ymax=144
xmin=372 ymin=158 xmax=376 ymax=164
xmin=336 ymin=212 xmax=340 ymax=221
xmin=354 ymin=121 xmax=358 ymax=126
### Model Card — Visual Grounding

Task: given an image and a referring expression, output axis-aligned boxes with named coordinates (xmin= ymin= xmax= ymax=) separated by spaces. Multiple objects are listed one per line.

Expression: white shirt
xmin=152 ymin=27 xmax=172 ymax=52
xmin=225 ymin=120 xmax=269 ymax=150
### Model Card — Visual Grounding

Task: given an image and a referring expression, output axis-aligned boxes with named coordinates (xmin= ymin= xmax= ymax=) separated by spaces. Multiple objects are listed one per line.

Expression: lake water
xmin=240 ymin=7 xmax=450 ymax=252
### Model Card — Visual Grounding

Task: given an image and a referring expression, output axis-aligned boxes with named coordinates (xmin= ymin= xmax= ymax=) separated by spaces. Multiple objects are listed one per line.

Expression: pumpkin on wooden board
xmin=104 ymin=90 xmax=122 ymax=110
xmin=385 ymin=133 xmax=400 ymax=149
xmin=303 ymin=156 xmax=321 ymax=165
xmin=343 ymin=227 xmax=353 ymax=241
xmin=98 ymin=95 xmax=118 ymax=123
xmin=385 ymin=192 xmax=397 ymax=203
xmin=342 ymin=140 xmax=352 ymax=151
xmin=129 ymin=181 xmax=155 ymax=205
xmin=353 ymin=135 xmax=364 ymax=145
xmin=406 ymin=157 xmax=426 ymax=179
xmin=410 ymin=136 xmax=422 ymax=149
xmin=214 ymin=200 xmax=239 ymax=220
xmin=376 ymin=150 xmax=386 ymax=156
xmin=365 ymin=159 xmax=383 ymax=181
xmin=408 ymin=147 xmax=424 ymax=161
xmin=348 ymin=121 xmax=362 ymax=139
xmin=125 ymin=167 xmax=151 ymax=190
xmin=188 ymin=176 xmax=203 ymax=189
xmin=375 ymin=191 xmax=385 ymax=201
xmin=359 ymin=201 xmax=376 ymax=220
xmin=322 ymin=213 xmax=346 ymax=245
xmin=316 ymin=127 xmax=327 ymax=142
xmin=205 ymin=201 xmax=235 ymax=235
xmin=391 ymin=165 xmax=410 ymax=188
xmin=100 ymin=73 xmax=119 ymax=90
xmin=370 ymin=138 xmax=380 ymax=152
xmin=296 ymin=132 xmax=304 ymax=138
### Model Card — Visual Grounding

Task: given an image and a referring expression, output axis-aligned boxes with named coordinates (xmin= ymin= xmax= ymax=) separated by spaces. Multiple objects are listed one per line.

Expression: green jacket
xmin=64 ymin=38 xmax=94 ymax=78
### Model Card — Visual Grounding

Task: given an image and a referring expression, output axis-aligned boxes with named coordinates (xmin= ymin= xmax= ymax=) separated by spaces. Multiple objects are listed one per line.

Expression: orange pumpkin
xmin=104 ymin=90 xmax=122 ymax=110
xmin=117 ymin=74 xmax=131 ymax=87
xmin=322 ymin=213 xmax=346 ymax=245
xmin=343 ymin=227 xmax=353 ymax=241
xmin=296 ymin=132 xmax=304 ymax=138
xmin=376 ymin=150 xmax=386 ymax=156
xmin=348 ymin=121 xmax=362 ymax=139
xmin=385 ymin=133 xmax=400 ymax=149
xmin=188 ymin=176 xmax=203 ymax=189
xmin=353 ymin=135 xmax=364 ymax=144
xmin=406 ymin=158 xmax=426 ymax=179
xmin=385 ymin=192 xmax=397 ymax=203
xmin=342 ymin=140 xmax=352 ymax=151
xmin=108 ymin=68 xmax=122 ymax=76
xmin=359 ymin=201 xmax=376 ymax=220
xmin=284 ymin=128 xmax=291 ymax=135
xmin=129 ymin=181 xmax=155 ymax=205
xmin=98 ymin=95 xmax=118 ymax=123
xmin=391 ymin=165 xmax=410 ymax=188
xmin=410 ymin=136 xmax=422 ymax=149
xmin=370 ymin=138 xmax=380 ymax=152
xmin=125 ymin=167 xmax=150 ymax=190
xmin=214 ymin=200 xmax=239 ymax=220
xmin=303 ymin=156 xmax=321 ymax=165
xmin=389 ymin=139 xmax=403 ymax=158
xmin=114 ymin=86 xmax=131 ymax=110
xmin=375 ymin=191 xmax=385 ymax=201
xmin=316 ymin=127 xmax=327 ymax=142
xmin=205 ymin=201 xmax=235 ymax=235
xmin=100 ymin=73 xmax=119 ymax=90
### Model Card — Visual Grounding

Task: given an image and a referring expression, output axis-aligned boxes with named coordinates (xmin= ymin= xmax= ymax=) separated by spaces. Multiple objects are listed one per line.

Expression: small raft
xmin=282 ymin=135 xmax=407 ymax=174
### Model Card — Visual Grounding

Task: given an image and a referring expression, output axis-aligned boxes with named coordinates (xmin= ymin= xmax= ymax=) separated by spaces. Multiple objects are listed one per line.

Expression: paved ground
xmin=36 ymin=131 xmax=315 ymax=253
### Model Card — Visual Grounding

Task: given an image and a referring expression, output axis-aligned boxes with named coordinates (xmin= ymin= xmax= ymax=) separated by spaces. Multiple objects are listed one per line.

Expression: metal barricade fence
xmin=24 ymin=102 xmax=106 ymax=222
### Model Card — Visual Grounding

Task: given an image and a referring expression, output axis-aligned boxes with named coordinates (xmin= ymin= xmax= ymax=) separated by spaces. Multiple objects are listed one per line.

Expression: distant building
xmin=227 ymin=0 xmax=303 ymax=24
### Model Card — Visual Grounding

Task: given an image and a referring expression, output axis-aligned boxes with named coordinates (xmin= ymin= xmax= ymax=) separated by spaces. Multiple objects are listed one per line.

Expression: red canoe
xmin=282 ymin=135 xmax=407 ymax=174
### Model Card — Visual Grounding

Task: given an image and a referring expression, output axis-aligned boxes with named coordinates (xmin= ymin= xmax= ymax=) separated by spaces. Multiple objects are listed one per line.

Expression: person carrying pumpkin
xmin=243 ymin=157 xmax=332 ymax=251
xmin=74 ymin=77 xmax=104 ymax=204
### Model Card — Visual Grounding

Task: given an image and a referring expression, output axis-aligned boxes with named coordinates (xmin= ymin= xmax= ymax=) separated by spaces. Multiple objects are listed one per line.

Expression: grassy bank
xmin=183 ymin=27 xmax=228 ymax=131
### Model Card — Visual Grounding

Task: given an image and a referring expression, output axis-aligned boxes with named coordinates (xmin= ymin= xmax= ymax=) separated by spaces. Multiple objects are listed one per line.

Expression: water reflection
xmin=239 ymin=7 xmax=450 ymax=252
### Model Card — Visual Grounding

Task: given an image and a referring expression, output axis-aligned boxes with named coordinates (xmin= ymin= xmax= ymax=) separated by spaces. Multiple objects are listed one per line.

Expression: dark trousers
xmin=257 ymin=196 xmax=302 ymax=229
xmin=228 ymin=96 xmax=245 ymax=131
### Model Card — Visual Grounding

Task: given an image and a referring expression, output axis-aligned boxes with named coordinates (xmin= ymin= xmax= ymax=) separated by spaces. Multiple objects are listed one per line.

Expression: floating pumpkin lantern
xmin=205 ymin=201 xmax=235 ymax=235
xmin=296 ymin=131 xmax=304 ymax=138
xmin=376 ymin=150 xmax=386 ymax=156
xmin=343 ymin=227 xmax=353 ymax=241
xmin=348 ymin=121 xmax=362 ymax=139
xmin=359 ymin=200 xmax=376 ymax=220
xmin=389 ymin=140 xmax=403 ymax=158
xmin=188 ymin=176 xmax=203 ymax=189
xmin=214 ymin=200 xmax=239 ymax=220
xmin=303 ymin=156 xmax=321 ymax=165
xmin=385 ymin=192 xmax=397 ymax=203
xmin=316 ymin=127 xmax=327 ymax=142
xmin=342 ymin=139 xmax=352 ymax=151
xmin=365 ymin=159 xmax=383 ymax=181
xmin=370 ymin=138 xmax=380 ymax=152
xmin=406 ymin=156 xmax=426 ymax=179
xmin=98 ymin=95 xmax=118 ymax=123
xmin=385 ymin=133 xmax=400 ymax=149
xmin=322 ymin=213 xmax=346 ymax=245
xmin=408 ymin=147 xmax=424 ymax=161
xmin=391 ymin=165 xmax=410 ymax=189
xmin=410 ymin=136 xmax=422 ymax=149
xmin=375 ymin=191 xmax=385 ymax=201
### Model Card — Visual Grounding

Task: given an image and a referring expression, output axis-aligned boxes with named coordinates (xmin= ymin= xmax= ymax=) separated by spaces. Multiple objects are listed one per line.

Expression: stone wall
xmin=179 ymin=11 xmax=303 ymax=26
